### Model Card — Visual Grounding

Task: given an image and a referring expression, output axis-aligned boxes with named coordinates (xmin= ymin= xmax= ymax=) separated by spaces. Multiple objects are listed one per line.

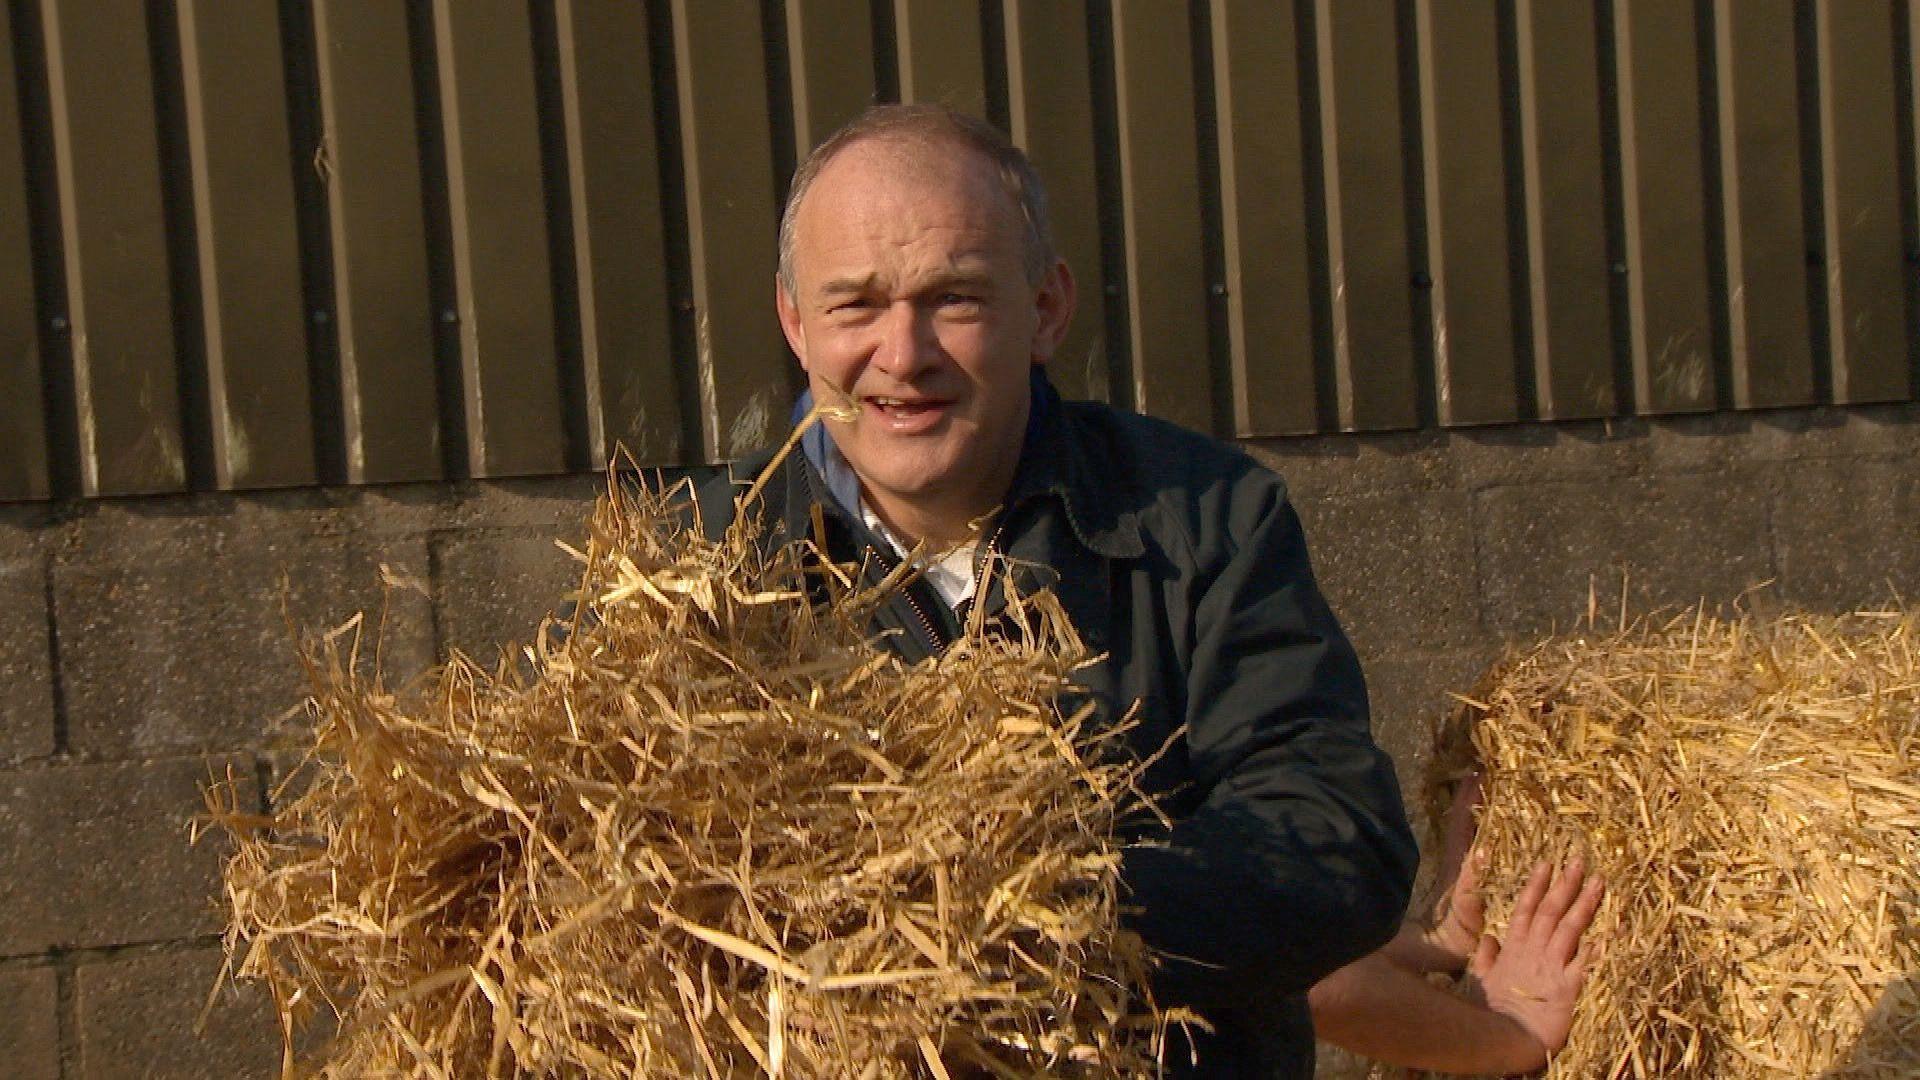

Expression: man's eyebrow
xmin=812 ymin=263 xmax=998 ymax=301
xmin=926 ymin=267 xmax=996 ymax=290
xmin=815 ymin=275 xmax=875 ymax=298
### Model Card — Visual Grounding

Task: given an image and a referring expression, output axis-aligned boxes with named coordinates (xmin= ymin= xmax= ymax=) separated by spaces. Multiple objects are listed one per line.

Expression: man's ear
xmin=1029 ymin=258 xmax=1077 ymax=363
xmin=775 ymin=277 xmax=809 ymax=370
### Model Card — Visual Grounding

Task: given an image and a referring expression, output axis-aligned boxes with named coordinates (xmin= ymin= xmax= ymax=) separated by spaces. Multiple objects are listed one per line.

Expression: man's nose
xmin=870 ymin=301 xmax=938 ymax=378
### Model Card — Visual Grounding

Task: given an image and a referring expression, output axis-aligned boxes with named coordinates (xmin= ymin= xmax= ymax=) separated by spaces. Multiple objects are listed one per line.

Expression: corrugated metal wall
xmin=1 ymin=0 xmax=1916 ymax=501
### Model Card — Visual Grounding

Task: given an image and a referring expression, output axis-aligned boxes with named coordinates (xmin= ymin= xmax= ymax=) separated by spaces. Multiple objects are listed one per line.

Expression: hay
xmin=204 ymin=448 xmax=1174 ymax=1077
xmin=1442 ymin=604 xmax=1920 ymax=1078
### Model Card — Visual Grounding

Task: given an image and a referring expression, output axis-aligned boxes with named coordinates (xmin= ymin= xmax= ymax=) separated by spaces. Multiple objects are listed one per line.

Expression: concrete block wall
xmin=0 ymin=404 xmax=1914 ymax=1077
xmin=1263 ymin=404 xmax=1920 ymax=822
xmin=0 ymin=478 xmax=600 ymax=1079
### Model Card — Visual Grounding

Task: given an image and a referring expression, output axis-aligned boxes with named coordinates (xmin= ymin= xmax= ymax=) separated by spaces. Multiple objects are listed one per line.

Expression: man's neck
xmin=860 ymin=492 xmax=986 ymax=552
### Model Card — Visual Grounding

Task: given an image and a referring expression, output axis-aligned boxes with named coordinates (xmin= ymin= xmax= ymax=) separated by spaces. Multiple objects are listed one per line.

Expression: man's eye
xmin=940 ymin=293 xmax=982 ymax=308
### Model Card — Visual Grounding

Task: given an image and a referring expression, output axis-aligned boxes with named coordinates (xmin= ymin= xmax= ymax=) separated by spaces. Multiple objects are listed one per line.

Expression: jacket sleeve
xmin=1120 ymin=479 xmax=1418 ymax=1010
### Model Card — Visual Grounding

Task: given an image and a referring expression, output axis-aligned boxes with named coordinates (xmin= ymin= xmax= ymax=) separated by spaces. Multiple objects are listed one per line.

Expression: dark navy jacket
xmin=697 ymin=375 xmax=1417 ymax=1077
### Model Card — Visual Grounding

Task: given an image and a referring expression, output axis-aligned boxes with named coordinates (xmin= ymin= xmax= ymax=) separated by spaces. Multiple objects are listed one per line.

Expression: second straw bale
xmin=1442 ymin=607 xmax=1920 ymax=1078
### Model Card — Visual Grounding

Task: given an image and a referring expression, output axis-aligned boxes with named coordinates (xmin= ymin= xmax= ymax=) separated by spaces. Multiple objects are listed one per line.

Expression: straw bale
xmin=204 ymin=451 xmax=1174 ymax=1077
xmin=1438 ymin=605 xmax=1920 ymax=1078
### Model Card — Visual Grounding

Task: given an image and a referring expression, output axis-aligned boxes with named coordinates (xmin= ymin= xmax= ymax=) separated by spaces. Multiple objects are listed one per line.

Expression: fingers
xmin=1442 ymin=774 xmax=1483 ymax=852
xmin=1453 ymin=845 xmax=1484 ymax=901
xmin=1528 ymin=856 xmax=1588 ymax=944
xmin=1507 ymin=859 xmax=1552 ymax=939
xmin=1469 ymin=933 xmax=1500 ymax=980
xmin=1549 ymin=874 xmax=1606 ymax=963
xmin=1452 ymin=875 xmax=1487 ymax=935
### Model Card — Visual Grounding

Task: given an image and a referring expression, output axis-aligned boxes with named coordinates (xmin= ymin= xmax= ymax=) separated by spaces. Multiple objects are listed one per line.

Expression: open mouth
xmin=862 ymin=395 xmax=954 ymax=432
xmin=867 ymin=396 xmax=945 ymax=417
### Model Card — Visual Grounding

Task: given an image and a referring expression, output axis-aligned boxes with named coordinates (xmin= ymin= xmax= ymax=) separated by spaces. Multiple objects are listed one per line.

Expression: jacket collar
xmin=790 ymin=369 xmax=1144 ymax=561
xmin=1002 ymin=372 xmax=1144 ymax=559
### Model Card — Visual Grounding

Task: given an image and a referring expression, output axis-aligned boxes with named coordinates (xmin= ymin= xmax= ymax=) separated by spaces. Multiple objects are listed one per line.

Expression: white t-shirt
xmin=860 ymin=501 xmax=976 ymax=610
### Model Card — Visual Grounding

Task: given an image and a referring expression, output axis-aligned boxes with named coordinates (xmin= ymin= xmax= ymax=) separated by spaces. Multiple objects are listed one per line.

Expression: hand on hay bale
xmin=1460 ymin=858 xmax=1604 ymax=1069
xmin=202 ymin=470 xmax=1184 ymax=1079
xmin=1441 ymin=605 xmax=1920 ymax=1078
xmin=1310 ymin=774 xmax=1605 ymax=1077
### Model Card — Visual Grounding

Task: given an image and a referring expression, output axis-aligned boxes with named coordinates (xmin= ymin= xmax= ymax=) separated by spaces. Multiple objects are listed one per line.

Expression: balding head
xmin=776 ymin=104 xmax=1056 ymax=295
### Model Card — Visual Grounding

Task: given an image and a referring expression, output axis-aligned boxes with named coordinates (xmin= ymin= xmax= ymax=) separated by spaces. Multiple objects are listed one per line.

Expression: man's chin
xmin=851 ymin=469 xmax=950 ymax=503
xmin=844 ymin=454 xmax=965 ymax=501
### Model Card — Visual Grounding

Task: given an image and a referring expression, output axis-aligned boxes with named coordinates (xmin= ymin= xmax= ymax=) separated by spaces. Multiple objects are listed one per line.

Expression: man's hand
xmin=1463 ymin=857 xmax=1605 ymax=1068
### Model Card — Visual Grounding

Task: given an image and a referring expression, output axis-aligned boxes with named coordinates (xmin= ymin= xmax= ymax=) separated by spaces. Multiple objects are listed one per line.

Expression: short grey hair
xmin=776 ymin=104 xmax=1056 ymax=295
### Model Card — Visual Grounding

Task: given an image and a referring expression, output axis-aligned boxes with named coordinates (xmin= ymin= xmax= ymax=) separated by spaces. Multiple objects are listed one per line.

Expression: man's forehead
xmin=819 ymin=131 xmax=987 ymax=182
xmin=800 ymin=136 xmax=1013 ymax=230
xmin=790 ymin=137 xmax=1022 ymax=284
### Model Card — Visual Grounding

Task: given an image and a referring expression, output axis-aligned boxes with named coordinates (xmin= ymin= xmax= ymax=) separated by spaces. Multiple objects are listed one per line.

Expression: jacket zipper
xmin=891 ymin=513 xmax=1011 ymax=654
xmin=863 ymin=535 xmax=953 ymax=654
xmin=901 ymin=582 xmax=949 ymax=653
xmin=859 ymin=502 xmax=1020 ymax=656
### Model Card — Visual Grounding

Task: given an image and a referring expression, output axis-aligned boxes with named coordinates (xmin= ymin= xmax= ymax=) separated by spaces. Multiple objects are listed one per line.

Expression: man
xmin=701 ymin=103 xmax=1418 ymax=1076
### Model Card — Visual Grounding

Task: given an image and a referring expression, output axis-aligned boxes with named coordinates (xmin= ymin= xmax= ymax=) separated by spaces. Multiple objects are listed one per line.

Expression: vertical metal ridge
xmin=556 ymin=0 xmax=686 ymax=469
xmin=893 ymin=0 xmax=987 ymax=116
xmin=1314 ymin=0 xmax=1419 ymax=432
xmin=1209 ymin=0 xmax=1319 ymax=436
xmin=1002 ymin=0 xmax=1106 ymax=402
xmin=1815 ymin=0 xmax=1909 ymax=404
xmin=280 ymin=0 xmax=344 ymax=485
xmin=1496 ymin=0 xmax=1539 ymax=423
xmin=1400 ymin=0 xmax=1437 ymax=430
xmin=1 ymin=0 xmax=51 ymax=498
xmin=1593 ymin=0 xmax=1635 ymax=415
xmin=151 ymin=0 xmax=212 ymax=490
xmin=403 ymin=0 xmax=464 ymax=479
xmin=1108 ymin=0 xmax=1210 ymax=431
xmin=1084 ymin=0 xmax=1132 ymax=412
xmin=315 ymin=0 xmax=441 ymax=484
xmin=1516 ymin=0 xmax=1615 ymax=420
xmin=177 ymin=0 xmax=315 ymax=490
xmin=871 ymin=0 xmax=900 ymax=103
xmin=1794 ymin=0 xmax=1832 ymax=403
xmin=980 ymin=0 xmax=1008 ymax=132
xmin=760 ymin=0 xmax=795 ymax=209
xmin=1716 ymin=0 xmax=1754 ymax=402
xmin=1712 ymin=0 xmax=1815 ymax=411
xmin=37 ymin=0 xmax=186 ymax=495
xmin=1416 ymin=0 xmax=1522 ymax=428
xmin=430 ymin=0 xmax=565 ymax=477
xmin=14 ymin=1 xmax=75 ymax=497
xmin=786 ymin=0 xmax=880 ymax=158
xmin=1293 ymin=0 xmax=1337 ymax=432
xmin=644 ymin=0 xmax=702 ymax=464
xmin=1897 ymin=0 xmax=1920 ymax=396
xmin=1613 ymin=0 xmax=1716 ymax=415
xmin=1695 ymin=0 xmax=1734 ymax=411
xmin=1191 ymin=0 xmax=1231 ymax=437
xmin=669 ymin=1 xmax=789 ymax=462
xmin=1314 ymin=0 xmax=1354 ymax=428
xmin=529 ymin=0 xmax=587 ymax=471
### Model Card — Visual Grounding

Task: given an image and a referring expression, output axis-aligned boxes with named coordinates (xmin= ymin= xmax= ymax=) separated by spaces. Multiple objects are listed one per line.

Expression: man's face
xmin=776 ymin=137 xmax=1073 ymax=535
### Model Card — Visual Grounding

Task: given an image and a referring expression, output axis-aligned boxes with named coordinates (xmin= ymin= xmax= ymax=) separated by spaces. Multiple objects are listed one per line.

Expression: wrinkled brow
xmin=813 ymin=266 xmax=998 ymax=301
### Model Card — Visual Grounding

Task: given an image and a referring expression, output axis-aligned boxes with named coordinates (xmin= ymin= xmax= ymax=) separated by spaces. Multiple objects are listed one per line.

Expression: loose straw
xmin=205 ymin=459 xmax=1180 ymax=1078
